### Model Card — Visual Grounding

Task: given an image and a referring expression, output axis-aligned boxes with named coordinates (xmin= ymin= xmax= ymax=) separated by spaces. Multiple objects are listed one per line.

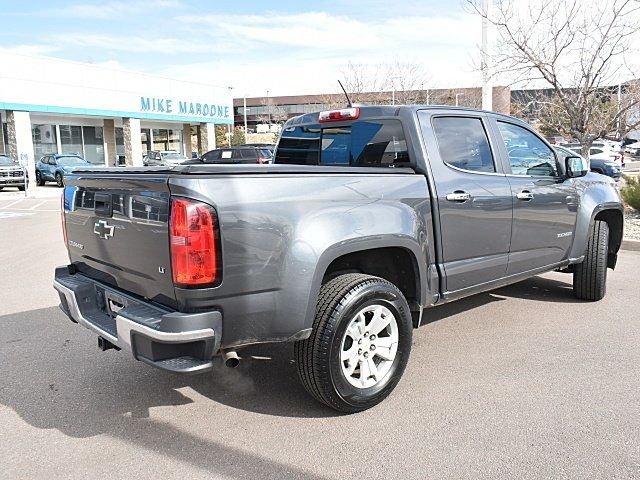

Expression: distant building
xmin=0 ymin=51 xmax=233 ymax=184
xmin=233 ymin=86 xmax=512 ymax=130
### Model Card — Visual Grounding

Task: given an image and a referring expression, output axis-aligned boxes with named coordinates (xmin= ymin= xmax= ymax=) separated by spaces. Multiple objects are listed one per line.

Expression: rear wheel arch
xmin=308 ymin=244 xmax=426 ymax=329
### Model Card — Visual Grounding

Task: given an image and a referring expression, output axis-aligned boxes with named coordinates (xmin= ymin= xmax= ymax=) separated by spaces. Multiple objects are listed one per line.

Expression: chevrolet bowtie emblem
xmin=93 ymin=220 xmax=115 ymax=239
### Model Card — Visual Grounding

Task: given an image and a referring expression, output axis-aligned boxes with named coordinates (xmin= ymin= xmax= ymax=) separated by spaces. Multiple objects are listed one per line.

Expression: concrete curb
xmin=621 ymin=239 xmax=640 ymax=251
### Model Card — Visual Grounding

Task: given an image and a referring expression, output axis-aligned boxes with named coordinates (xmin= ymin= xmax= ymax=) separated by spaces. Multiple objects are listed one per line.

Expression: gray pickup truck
xmin=54 ymin=105 xmax=623 ymax=413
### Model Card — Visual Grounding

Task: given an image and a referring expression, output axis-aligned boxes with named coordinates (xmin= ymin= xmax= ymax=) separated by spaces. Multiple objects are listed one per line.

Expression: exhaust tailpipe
xmin=222 ymin=350 xmax=240 ymax=368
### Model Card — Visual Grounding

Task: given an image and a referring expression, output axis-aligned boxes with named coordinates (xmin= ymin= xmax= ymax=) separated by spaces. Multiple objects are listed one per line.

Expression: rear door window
xmin=432 ymin=116 xmax=495 ymax=173
xmin=275 ymin=120 xmax=409 ymax=167
xmin=202 ymin=150 xmax=222 ymax=162
xmin=240 ymin=148 xmax=257 ymax=159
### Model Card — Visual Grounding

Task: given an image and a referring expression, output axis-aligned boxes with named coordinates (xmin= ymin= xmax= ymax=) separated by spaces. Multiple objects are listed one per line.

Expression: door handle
xmin=516 ymin=190 xmax=534 ymax=201
xmin=445 ymin=191 xmax=472 ymax=202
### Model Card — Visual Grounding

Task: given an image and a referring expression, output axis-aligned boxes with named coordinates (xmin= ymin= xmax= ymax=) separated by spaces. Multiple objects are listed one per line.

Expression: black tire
xmin=573 ymin=220 xmax=609 ymax=301
xmin=55 ymin=172 xmax=64 ymax=188
xmin=35 ymin=170 xmax=45 ymax=186
xmin=295 ymin=273 xmax=412 ymax=413
xmin=18 ymin=186 xmax=25 ymax=191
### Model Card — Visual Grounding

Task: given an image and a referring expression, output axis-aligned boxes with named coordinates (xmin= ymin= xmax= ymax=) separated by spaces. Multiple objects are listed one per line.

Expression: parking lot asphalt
xmin=1 ymin=194 xmax=639 ymax=480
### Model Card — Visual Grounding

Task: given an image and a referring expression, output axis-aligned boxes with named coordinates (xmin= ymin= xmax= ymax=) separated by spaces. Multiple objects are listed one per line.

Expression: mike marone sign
xmin=140 ymin=97 xmax=231 ymax=120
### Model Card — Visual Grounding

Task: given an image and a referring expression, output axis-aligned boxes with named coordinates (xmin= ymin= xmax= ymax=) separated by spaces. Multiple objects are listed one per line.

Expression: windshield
xmin=57 ymin=156 xmax=88 ymax=166
xmin=0 ymin=155 xmax=16 ymax=166
xmin=163 ymin=152 xmax=185 ymax=160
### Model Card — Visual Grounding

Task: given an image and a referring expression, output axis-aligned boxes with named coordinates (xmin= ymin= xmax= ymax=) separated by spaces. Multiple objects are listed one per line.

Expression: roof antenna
xmin=338 ymin=79 xmax=352 ymax=107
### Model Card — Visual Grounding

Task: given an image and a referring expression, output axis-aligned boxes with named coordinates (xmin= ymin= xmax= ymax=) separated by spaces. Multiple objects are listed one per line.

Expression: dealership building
xmin=0 ymin=51 xmax=233 ymax=189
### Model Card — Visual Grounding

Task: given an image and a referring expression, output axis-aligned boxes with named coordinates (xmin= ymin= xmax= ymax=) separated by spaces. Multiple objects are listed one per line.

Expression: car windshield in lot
xmin=0 ymin=155 xmax=16 ymax=166
xmin=57 ymin=156 xmax=88 ymax=165
xmin=163 ymin=152 xmax=186 ymax=160
xmin=259 ymin=148 xmax=273 ymax=158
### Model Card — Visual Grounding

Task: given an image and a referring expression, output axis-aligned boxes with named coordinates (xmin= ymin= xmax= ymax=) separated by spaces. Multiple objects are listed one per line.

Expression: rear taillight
xmin=169 ymin=197 xmax=220 ymax=287
xmin=61 ymin=193 xmax=68 ymax=249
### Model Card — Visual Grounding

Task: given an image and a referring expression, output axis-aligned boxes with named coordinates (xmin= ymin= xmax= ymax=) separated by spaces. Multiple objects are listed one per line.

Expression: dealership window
xmin=115 ymin=128 xmax=125 ymax=157
xmin=141 ymin=128 xmax=151 ymax=154
xmin=82 ymin=126 xmax=105 ymax=164
xmin=3 ymin=123 xmax=9 ymax=152
xmin=152 ymin=128 xmax=183 ymax=153
xmin=59 ymin=125 xmax=83 ymax=157
xmin=168 ymin=129 xmax=181 ymax=152
xmin=32 ymin=124 xmax=58 ymax=159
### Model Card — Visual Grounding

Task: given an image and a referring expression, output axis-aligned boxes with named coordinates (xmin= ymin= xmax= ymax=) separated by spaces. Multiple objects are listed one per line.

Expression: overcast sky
xmin=0 ymin=0 xmax=519 ymax=97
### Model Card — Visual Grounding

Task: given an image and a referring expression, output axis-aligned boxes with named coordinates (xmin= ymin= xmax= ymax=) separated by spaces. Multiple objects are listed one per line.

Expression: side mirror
xmin=565 ymin=156 xmax=588 ymax=178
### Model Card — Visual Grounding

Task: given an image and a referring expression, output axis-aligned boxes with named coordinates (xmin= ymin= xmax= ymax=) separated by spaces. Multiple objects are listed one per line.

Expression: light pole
xmin=391 ymin=76 xmax=402 ymax=105
xmin=266 ymin=89 xmax=271 ymax=124
xmin=481 ymin=0 xmax=492 ymax=110
xmin=455 ymin=92 xmax=464 ymax=106
xmin=421 ymin=82 xmax=430 ymax=105
xmin=227 ymin=86 xmax=234 ymax=146
xmin=243 ymin=95 xmax=248 ymax=140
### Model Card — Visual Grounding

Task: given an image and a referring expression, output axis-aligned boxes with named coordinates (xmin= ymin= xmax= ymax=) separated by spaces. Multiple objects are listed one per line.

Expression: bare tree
xmin=256 ymin=97 xmax=289 ymax=125
xmin=469 ymin=0 xmax=640 ymax=157
xmin=319 ymin=61 xmax=432 ymax=108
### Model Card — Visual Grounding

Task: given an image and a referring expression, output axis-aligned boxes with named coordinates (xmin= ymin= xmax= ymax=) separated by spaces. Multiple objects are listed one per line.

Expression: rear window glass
xmin=275 ymin=120 xmax=409 ymax=167
xmin=275 ymin=126 xmax=321 ymax=165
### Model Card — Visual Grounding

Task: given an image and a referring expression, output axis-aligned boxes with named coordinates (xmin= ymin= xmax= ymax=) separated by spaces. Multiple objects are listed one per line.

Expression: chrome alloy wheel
xmin=340 ymin=304 xmax=399 ymax=389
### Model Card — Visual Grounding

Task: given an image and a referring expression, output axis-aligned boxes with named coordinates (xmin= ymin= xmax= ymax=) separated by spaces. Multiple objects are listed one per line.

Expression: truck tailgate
xmin=63 ymin=175 xmax=176 ymax=308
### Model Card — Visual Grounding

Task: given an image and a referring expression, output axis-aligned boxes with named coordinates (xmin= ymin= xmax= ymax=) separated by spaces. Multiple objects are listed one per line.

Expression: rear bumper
xmin=53 ymin=266 xmax=222 ymax=374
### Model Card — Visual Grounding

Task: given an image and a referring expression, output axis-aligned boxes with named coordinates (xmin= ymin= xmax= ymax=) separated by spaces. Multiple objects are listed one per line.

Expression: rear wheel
xmin=295 ymin=273 xmax=412 ymax=413
xmin=573 ymin=220 xmax=609 ymax=301
xmin=36 ymin=170 xmax=45 ymax=186
xmin=55 ymin=172 xmax=64 ymax=188
xmin=18 ymin=186 xmax=25 ymax=191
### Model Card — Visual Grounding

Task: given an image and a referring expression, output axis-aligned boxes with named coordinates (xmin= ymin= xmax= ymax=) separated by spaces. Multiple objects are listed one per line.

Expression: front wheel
xmin=573 ymin=220 xmax=609 ymax=301
xmin=295 ymin=273 xmax=412 ymax=413
xmin=36 ymin=170 xmax=45 ymax=186
xmin=55 ymin=172 xmax=64 ymax=188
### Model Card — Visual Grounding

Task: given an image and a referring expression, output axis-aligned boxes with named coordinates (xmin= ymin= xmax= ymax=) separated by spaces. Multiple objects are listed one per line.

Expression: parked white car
xmin=561 ymin=142 xmax=623 ymax=166
xmin=624 ymin=141 xmax=640 ymax=157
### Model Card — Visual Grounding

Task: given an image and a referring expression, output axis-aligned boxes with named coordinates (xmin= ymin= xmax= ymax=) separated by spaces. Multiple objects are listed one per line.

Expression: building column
xmin=197 ymin=122 xmax=216 ymax=155
xmin=6 ymin=110 xmax=36 ymax=192
xmin=0 ymin=114 xmax=5 ymax=154
xmin=103 ymin=119 xmax=117 ymax=166
xmin=123 ymin=118 xmax=143 ymax=167
xmin=182 ymin=123 xmax=192 ymax=157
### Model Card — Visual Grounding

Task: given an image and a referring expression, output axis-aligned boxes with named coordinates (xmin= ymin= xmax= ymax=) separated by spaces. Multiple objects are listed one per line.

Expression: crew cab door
xmin=419 ymin=112 xmax=512 ymax=294
xmin=490 ymin=119 xmax=579 ymax=274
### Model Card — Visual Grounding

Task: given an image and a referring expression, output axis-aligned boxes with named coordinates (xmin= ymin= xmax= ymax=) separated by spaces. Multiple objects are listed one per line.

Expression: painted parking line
xmin=28 ymin=200 xmax=47 ymax=210
xmin=0 ymin=211 xmax=35 ymax=219
xmin=0 ymin=199 xmax=23 ymax=209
